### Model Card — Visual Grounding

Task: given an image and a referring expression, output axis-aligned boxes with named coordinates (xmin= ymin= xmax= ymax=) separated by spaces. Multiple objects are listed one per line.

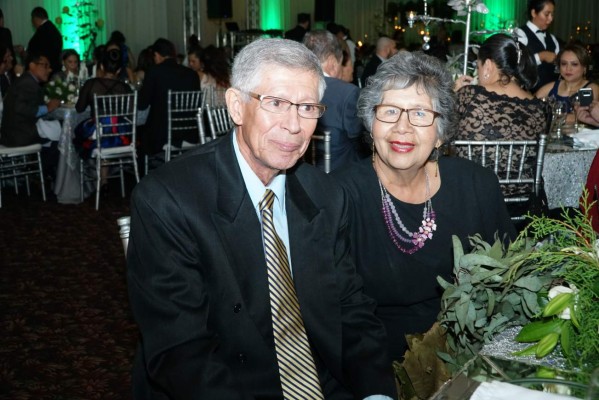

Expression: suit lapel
xmin=211 ymin=135 xmax=274 ymax=342
xmin=285 ymin=169 xmax=341 ymax=362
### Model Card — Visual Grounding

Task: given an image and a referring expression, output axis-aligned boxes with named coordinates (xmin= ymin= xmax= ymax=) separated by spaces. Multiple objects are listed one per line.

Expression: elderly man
xmin=127 ymin=38 xmax=396 ymax=400
xmin=360 ymin=36 xmax=397 ymax=87
xmin=304 ymin=30 xmax=367 ymax=171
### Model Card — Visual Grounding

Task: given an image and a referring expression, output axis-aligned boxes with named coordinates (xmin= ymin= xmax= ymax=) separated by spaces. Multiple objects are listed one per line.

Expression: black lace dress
xmin=455 ymin=85 xmax=547 ymax=198
xmin=73 ymin=78 xmax=133 ymax=159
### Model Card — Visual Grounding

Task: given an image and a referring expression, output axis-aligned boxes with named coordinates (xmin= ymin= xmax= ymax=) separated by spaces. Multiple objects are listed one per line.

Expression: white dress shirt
xmin=516 ymin=21 xmax=560 ymax=65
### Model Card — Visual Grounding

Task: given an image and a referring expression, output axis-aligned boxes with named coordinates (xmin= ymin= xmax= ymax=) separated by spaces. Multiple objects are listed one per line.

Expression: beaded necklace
xmin=378 ymin=168 xmax=437 ymax=254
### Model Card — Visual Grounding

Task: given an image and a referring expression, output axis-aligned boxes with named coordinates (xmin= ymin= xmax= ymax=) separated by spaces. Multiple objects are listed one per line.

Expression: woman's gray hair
xmin=231 ymin=38 xmax=326 ymax=101
xmin=358 ymin=51 xmax=457 ymax=143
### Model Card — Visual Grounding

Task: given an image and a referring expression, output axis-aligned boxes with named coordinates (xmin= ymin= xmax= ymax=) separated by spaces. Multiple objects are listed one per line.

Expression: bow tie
xmin=536 ymin=30 xmax=546 ymax=34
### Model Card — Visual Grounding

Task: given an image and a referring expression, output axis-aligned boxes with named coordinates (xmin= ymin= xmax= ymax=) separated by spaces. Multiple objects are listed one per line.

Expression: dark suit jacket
xmin=0 ymin=72 xmax=43 ymax=146
xmin=137 ymin=58 xmax=201 ymax=155
xmin=0 ymin=26 xmax=14 ymax=60
xmin=317 ymin=76 xmax=366 ymax=171
xmin=28 ymin=20 xmax=63 ymax=75
xmin=284 ymin=25 xmax=308 ymax=42
xmin=360 ymin=55 xmax=382 ymax=88
xmin=127 ymin=133 xmax=396 ymax=400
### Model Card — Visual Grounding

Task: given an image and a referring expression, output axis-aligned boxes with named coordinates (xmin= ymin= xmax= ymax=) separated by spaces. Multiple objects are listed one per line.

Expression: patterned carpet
xmin=0 ymin=182 xmax=138 ymax=399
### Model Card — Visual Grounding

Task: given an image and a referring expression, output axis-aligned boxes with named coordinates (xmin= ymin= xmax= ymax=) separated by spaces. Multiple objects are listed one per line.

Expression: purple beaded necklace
xmin=378 ymin=168 xmax=437 ymax=254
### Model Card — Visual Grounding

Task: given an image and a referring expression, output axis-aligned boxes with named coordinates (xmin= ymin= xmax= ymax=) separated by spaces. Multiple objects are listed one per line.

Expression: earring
xmin=430 ymin=146 xmax=440 ymax=177
xmin=371 ymin=140 xmax=377 ymax=164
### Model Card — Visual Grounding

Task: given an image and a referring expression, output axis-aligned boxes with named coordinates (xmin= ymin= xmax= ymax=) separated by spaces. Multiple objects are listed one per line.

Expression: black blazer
xmin=28 ymin=21 xmax=63 ymax=75
xmin=137 ymin=58 xmax=201 ymax=155
xmin=0 ymin=73 xmax=43 ymax=147
xmin=127 ymin=133 xmax=397 ymax=400
xmin=360 ymin=55 xmax=382 ymax=88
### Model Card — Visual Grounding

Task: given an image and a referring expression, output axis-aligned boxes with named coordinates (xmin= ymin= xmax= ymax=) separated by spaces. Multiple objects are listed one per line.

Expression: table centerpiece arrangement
xmin=394 ymin=201 xmax=599 ymax=399
xmin=44 ymin=78 xmax=78 ymax=106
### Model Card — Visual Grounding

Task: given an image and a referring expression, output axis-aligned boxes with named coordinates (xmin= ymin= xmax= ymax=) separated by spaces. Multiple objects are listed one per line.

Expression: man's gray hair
xmin=302 ymin=30 xmax=343 ymax=65
xmin=358 ymin=51 xmax=457 ymax=143
xmin=231 ymin=38 xmax=326 ymax=101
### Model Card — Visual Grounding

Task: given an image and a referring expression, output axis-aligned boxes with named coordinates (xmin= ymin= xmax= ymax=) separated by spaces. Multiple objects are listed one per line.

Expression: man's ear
xmin=225 ymin=88 xmax=243 ymax=125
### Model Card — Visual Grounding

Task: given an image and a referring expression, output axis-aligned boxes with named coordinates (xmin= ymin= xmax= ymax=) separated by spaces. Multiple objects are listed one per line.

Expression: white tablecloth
xmin=50 ymin=106 xmax=91 ymax=204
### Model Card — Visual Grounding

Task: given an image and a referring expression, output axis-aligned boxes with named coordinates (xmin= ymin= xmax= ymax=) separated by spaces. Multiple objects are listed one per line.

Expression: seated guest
xmin=303 ymin=30 xmax=367 ymax=171
xmin=74 ymin=48 xmax=132 ymax=159
xmin=52 ymin=49 xmax=80 ymax=83
xmin=0 ymin=52 xmax=61 ymax=147
xmin=454 ymin=34 xmax=546 ymax=200
xmin=133 ymin=46 xmax=154 ymax=86
xmin=187 ymin=45 xmax=230 ymax=90
xmin=0 ymin=52 xmax=61 ymax=179
xmin=332 ymin=51 xmax=516 ymax=362
xmin=535 ymin=43 xmax=599 ymax=123
xmin=127 ymin=37 xmax=396 ymax=399
xmin=137 ymin=38 xmax=200 ymax=158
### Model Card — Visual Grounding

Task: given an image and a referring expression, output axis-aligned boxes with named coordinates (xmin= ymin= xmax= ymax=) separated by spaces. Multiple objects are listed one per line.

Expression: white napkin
xmin=569 ymin=128 xmax=599 ymax=149
xmin=470 ymin=381 xmax=577 ymax=400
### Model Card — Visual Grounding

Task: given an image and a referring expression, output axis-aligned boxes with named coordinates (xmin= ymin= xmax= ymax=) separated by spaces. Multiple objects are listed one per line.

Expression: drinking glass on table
xmin=552 ymin=101 xmax=567 ymax=140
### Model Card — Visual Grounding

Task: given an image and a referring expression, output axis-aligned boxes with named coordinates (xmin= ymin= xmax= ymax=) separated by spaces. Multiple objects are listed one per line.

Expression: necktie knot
xmin=259 ymin=189 xmax=275 ymax=212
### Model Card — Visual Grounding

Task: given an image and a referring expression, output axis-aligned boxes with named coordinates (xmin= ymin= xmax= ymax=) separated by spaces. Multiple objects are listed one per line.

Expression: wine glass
xmin=552 ymin=101 xmax=567 ymax=140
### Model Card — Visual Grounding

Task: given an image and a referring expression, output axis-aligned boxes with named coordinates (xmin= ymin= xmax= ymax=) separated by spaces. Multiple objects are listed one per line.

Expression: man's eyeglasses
xmin=34 ymin=62 xmax=51 ymax=69
xmin=247 ymin=91 xmax=326 ymax=119
xmin=374 ymin=104 xmax=441 ymax=127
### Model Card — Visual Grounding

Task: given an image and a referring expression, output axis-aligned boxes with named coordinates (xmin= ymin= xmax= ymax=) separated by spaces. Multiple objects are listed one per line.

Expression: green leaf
xmin=522 ymin=290 xmax=540 ymax=317
xmin=560 ymin=322 xmax=573 ymax=357
xmin=485 ymin=288 xmax=495 ymax=316
xmin=513 ymin=276 xmax=545 ymax=292
xmin=452 ymin=235 xmax=464 ymax=276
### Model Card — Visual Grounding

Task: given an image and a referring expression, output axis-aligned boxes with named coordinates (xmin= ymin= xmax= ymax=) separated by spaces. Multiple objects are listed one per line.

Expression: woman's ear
xmin=225 ymin=88 xmax=243 ymax=125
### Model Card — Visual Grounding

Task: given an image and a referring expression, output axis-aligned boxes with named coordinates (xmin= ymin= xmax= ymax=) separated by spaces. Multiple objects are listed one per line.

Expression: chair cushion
xmin=0 ymin=143 xmax=43 ymax=156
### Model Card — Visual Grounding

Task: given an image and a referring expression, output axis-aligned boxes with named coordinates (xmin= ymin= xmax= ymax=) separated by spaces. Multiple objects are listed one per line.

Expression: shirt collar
xmin=232 ymin=130 xmax=286 ymax=215
xmin=527 ymin=20 xmax=543 ymax=33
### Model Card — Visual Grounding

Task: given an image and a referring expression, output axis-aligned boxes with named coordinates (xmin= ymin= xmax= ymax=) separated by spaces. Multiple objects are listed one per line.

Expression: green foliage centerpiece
xmin=395 ymin=204 xmax=599 ymax=399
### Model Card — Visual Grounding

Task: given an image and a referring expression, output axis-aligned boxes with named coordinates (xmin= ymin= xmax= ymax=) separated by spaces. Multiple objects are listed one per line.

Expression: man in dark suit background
xmin=285 ymin=12 xmax=310 ymax=42
xmin=27 ymin=7 xmax=63 ymax=77
xmin=304 ymin=30 xmax=367 ymax=171
xmin=137 ymin=38 xmax=200 ymax=159
xmin=127 ymin=38 xmax=396 ymax=399
xmin=0 ymin=52 xmax=61 ymax=178
xmin=360 ymin=36 xmax=397 ymax=88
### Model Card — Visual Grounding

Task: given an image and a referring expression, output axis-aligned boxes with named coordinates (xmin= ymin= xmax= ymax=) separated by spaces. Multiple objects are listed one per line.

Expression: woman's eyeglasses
xmin=374 ymin=104 xmax=441 ymax=127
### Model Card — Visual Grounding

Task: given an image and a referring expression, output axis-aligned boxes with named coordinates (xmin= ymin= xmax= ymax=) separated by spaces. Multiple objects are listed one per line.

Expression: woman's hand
xmin=454 ymin=75 xmax=474 ymax=92
xmin=575 ymin=101 xmax=599 ymax=128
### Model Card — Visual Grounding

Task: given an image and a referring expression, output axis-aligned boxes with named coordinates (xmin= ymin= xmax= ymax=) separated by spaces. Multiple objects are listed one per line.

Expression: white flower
xmin=67 ymin=94 xmax=75 ymax=102
xmin=447 ymin=0 xmax=488 ymax=15
xmin=56 ymin=87 xmax=63 ymax=95
xmin=68 ymin=83 xmax=76 ymax=92
xmin=548 ymin=285 xmax=577 ymax=319
xmin=44 ymin=96 xmax=49 ymax=103
xmin=49 ymin=80 xmax=56 ymax=87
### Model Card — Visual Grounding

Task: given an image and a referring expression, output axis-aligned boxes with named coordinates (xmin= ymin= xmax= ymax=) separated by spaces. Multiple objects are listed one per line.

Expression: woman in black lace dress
xmin=454 ymin=34 xmax=547 ymax=201
xmin=74 ymin=49 xmax=132 ymax=191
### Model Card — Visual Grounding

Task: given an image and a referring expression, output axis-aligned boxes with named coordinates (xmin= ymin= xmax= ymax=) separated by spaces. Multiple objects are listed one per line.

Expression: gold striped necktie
xmin=259 ymin=189 xmax=324 ymax=399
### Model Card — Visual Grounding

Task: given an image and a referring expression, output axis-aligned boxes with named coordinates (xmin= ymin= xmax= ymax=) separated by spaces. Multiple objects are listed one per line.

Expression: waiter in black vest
xmin=516 ymin=0 xmax=559 ymax=93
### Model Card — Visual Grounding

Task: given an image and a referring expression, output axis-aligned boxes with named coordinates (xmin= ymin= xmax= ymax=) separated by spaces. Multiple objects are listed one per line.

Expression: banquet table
xmin=542 ymin=141 xmax=597 ymax=210
xmin=49 ymin=105 xmax=91 ymax=204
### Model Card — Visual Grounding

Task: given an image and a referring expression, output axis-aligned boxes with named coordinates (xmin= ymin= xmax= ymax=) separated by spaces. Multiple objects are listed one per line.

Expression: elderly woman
xmin=332 ymin=51 xmax=516 ymax=361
